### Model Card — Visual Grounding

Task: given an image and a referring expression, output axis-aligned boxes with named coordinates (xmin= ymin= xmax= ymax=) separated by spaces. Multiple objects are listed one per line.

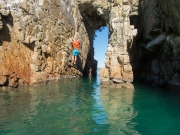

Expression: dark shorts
xmin=72 ymin=49 xmax=79 ymax=56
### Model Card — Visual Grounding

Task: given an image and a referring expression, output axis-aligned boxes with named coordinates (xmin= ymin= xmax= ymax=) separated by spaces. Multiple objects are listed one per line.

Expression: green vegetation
xmin=121 ymin=13 xmax=126 ymax=19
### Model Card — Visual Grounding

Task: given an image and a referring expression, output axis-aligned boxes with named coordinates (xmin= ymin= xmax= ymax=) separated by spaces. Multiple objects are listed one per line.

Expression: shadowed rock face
xmin=0 ymin=0 xmax=180 ymax=91
xmin=78 ymin=2 xmax=107 ymax=30
xmin=76 ymin=0 xmax=108 ymax=77
xmin=131 ymin=0 xmax=180 ymax=91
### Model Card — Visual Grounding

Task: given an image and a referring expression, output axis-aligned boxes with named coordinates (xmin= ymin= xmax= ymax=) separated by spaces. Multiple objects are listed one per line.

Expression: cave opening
xmin=78 ymin=2 xmax=109 ymax=76
xmin=93 ymin=26 xmax=109 ymax=68
xmin=78 ymin=1 xmax=138 ymax=86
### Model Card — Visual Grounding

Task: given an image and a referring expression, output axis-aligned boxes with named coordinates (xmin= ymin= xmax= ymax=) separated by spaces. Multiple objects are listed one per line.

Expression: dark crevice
xmin=77 ymin=2 xmax=107 ymax=77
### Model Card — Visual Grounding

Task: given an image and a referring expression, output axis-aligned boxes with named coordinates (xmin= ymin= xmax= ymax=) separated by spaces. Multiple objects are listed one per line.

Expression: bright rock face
xmin=0 ymin=0 xmax=136 ymax=89
xmin=1 ymin=0 xmax=180 ymax=91
xmin=95 ymin=0 xmax=138 ymax=89
xmin=0 ymin=0 xmax=96 ymax=88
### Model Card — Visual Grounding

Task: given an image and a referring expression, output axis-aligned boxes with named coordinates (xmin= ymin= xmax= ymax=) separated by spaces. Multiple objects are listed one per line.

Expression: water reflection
xmin=0 ymin=78 xmax=139 ymax=135
xmin=90 ymin=73 xmax=140 ymax=134
xmin=98 ymin=87 xmax=140 ymax=135
xmin=0 ymin=89 xmax=31 ymax=131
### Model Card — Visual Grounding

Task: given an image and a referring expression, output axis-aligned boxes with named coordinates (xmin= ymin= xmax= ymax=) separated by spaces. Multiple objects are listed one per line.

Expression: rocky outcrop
xmin=0 ymin=0 xmax=96 ymax=88
xmin=98 ymin=0 xmax=138 ymax=89
xmin=0 ymin=0 xmax=138 ymax=89
xmin=131 ymin=0 xmax=180 ymax=91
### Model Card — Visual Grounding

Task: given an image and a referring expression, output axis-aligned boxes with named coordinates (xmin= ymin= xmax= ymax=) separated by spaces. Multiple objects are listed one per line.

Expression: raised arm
xmin=70 ymin=38 xmax=74 ymax=43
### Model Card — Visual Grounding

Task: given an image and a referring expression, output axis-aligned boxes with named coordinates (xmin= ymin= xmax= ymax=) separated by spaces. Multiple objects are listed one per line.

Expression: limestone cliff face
xmin=95 ymin=0 xmax=138 ymax=89
xmin=0 ymin=0 xmax=136 ymax=89
xmin=131 ymin=0 xmax=180 ymax=90
xmin=0 ymin=0 xmax=96 ymax=88
xmin=98 ymin=0 xmax=180 ymax=91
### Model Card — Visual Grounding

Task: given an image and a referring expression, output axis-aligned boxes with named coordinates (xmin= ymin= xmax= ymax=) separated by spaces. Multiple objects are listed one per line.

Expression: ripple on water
xmin=0 ymin=78 xmax=180 ymax=135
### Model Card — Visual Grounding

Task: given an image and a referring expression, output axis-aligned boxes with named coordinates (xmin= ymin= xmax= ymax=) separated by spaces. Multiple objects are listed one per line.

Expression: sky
xmin=93 ymin=27 xmax=109 ymax=68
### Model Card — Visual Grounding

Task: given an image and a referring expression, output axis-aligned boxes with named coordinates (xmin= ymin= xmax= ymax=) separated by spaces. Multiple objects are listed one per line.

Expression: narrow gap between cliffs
xmin=93 ymin=26 xmax=109 ymax=69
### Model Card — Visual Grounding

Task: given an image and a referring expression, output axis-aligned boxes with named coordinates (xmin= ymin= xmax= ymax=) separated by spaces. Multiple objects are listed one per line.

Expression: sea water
xmin=0 ymin=76 xmax=180 ymax=135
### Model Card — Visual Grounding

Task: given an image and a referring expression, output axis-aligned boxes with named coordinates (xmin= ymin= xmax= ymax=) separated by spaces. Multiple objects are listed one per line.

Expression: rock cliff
xmin=99 ymin=0 xmax=180 ymax=91
xmin=1 ymin=0 xmax=180 ymax=91
xmin=0 ymin=0 xmax=96 ymax=88
xmin=131 ymin=0 xmax=180 ymax=91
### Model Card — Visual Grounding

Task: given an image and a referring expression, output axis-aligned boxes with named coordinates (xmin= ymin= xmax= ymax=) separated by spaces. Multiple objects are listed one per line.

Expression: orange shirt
xmin=72 ymin=41 xmax=80 ymax=49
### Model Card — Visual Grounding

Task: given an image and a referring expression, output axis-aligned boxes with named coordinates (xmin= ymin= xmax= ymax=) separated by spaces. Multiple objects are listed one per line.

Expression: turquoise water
xmin=0 ymin=76 xmax=180 ymax=135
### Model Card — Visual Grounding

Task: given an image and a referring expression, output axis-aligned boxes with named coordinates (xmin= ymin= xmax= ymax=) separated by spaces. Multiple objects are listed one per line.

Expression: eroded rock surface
xmin=0 ymin=0 xmax=96 ymax=88
xmin=0 ymin=0 xmax=137 ymax=89
xmin=131 ymin=0 xmax=180 ymax=91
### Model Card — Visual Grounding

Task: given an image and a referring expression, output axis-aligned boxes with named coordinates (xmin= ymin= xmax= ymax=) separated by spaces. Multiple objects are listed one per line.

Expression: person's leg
xmin=71 ymin=56 xmax=74 ymax=64
xmin=73 ymin=50 xmax=79 ymax=64
xmin=74 ymin=56 xmax=77 ymax=64
xmin=72 ymin=50 xmax=75 ymax=64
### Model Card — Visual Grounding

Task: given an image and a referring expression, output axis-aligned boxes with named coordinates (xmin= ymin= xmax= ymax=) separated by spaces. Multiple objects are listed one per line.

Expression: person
xmin=71 ymin=38 xmax=81 ymax=65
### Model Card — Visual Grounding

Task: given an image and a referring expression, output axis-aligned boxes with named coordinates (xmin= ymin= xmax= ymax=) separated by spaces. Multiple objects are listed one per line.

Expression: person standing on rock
xmin=71 ymin=38 xmax=81 ymax=65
